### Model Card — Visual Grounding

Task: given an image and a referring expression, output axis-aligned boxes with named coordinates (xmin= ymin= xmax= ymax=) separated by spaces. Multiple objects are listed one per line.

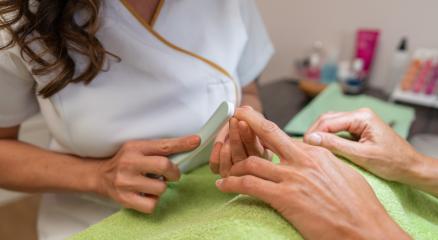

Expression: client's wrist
xmin=375 ymin=213 xmax=411 ymax=240
xmin=326 ymin=206 xmax=409 ymax=240
xmin=404 ymin=151 xmax=438 ymax=196
xmin=352 ymin=209 xmax=411 ymax=240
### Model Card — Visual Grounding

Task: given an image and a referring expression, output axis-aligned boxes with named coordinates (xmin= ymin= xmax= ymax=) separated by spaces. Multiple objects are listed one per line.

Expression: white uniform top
xmin=0 ymin=0 xmax=274 ymax=239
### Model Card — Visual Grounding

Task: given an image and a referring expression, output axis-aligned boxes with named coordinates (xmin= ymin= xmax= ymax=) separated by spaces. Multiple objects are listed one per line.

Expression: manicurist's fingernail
xmin=216 ymin=179 xmax=223 ymax=187
xmin=307 ymin=133 xmax=322 ymax=145
xmin=189 ymin=136 xmax=200 ymax=146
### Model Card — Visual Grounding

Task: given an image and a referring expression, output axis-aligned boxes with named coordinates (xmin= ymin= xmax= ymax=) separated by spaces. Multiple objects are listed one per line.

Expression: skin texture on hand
xmin=98 ymin=135 xmax=200 ymax=214
xmin=303 ymin=108 xmax=438 ymax=196
xmin=210 ymin=117 xmax=266 ymax=177
xmin=216 ymin=107 xmax=411 ymax=240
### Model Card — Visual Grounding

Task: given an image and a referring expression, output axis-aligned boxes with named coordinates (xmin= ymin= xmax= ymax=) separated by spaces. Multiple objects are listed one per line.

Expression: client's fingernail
xmin=241 ymin=106 xmax=253 ymax=110
xmin=216 ymin=179 xmax=223 ymax=187
xmin=307 ymin=133 xmax=322 ymax=145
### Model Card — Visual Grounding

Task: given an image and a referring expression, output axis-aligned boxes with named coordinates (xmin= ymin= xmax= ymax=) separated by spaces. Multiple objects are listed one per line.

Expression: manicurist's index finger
xmin=234 ymin=108 xmax=306 ymax=160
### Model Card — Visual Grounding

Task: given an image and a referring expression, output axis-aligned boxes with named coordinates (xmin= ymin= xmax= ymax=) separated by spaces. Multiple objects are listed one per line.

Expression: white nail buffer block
xmin=171 ymin=101 xmax=235 ymax=173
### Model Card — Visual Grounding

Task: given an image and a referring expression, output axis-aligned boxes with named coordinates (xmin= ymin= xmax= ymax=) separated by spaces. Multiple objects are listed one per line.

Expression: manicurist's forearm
xmin=0 ymin=140 xmax=101 ymax=194
xmin=241 ymin=82 xmax=263 ymax=112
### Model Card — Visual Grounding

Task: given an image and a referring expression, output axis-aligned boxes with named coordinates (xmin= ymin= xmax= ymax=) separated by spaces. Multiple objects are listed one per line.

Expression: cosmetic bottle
xmin=386 ymin=38 xmax=410 ymax=93
xmin=342 ymin=59 xmax=365 ymax=95
xmin=304 ymin=41 xmax=324 ymax=80
xmin=425 ymin=56 xmax=438 ymax=95
xmin=355 ymin=29 xmax=380 ymax=77
xmin=401 ymin=51 xmax=424 ymax=91
xmin=321 ymin=50 xmax=339 ymax=84
xmin=306 ymin=54 xmax=321 ymax=80
xmin=413 ymin=51 xmax=433 ymax=93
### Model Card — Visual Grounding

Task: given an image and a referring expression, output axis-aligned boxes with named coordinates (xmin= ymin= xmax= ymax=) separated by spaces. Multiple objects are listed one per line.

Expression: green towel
xmin=72 ymin=84 xmax=438 ymax=240
xmin=284 ymin=84 xmax=415 ymax=138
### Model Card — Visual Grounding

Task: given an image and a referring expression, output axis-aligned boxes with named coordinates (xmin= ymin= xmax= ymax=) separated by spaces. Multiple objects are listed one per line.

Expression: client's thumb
xmin=304 ymin=132 xmax=362 ymax=159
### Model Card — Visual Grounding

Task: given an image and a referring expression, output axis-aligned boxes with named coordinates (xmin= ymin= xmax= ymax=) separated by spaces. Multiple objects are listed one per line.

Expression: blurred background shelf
xmin=390 ymin=87 xmax=438 ymax=109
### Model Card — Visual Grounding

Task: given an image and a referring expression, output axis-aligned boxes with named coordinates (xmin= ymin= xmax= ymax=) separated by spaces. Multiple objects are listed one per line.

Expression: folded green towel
xmin=284 ymin=84 xmax=415 ymax=138
xmin=72 ymin=85 xmax=438 ymax=240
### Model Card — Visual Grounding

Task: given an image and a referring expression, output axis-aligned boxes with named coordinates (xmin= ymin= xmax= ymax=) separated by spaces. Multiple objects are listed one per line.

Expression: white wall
xmin=256 ymin=0 xmax=438 ymax=90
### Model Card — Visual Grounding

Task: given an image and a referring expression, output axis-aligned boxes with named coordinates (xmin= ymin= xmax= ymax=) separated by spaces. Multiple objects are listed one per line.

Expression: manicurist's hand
xmin=210 ymin=108 xmax=268 ymax=177
xmin=97 ymin=136 xmax=200 ymax=214
xmin=216 ymin=107 xmax=411 ymax=240
xmin=304 ymin=108 xmax=438 ymax=196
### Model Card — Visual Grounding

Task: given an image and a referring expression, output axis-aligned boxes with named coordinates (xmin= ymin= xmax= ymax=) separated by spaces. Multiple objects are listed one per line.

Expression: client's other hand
xmin=304 ymin=108 xmax=421 ymax=184
xmin=216 ymin=107 xmax=410 ymax=240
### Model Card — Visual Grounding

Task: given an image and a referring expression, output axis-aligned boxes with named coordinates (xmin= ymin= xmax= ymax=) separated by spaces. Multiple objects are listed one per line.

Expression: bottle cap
xmin=310 ymin=54 xmax=320 ymax=67
xmin=352 ymin=58 xmax=364 ymax=72
xmin=338 ymin=61 xmax=351 ymax=80
xmin=398 ymin=37 xmax=408 ymax=51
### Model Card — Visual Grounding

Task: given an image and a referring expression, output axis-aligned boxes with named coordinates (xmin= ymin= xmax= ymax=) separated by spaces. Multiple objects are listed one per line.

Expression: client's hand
xmin=210 ymin=107 xmax=268 ymax=177
xmin=303 ymin=108 xmax=428 ymax=185
xmin=216 ymin=107 xmax=410 ymax=240
xmin=98 ymin=136 xmax=200 ymax=214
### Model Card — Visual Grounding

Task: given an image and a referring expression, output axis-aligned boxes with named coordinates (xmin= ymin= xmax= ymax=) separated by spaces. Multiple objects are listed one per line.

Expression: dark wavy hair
xmin=0 ymin=0 xmax=118 ymax=98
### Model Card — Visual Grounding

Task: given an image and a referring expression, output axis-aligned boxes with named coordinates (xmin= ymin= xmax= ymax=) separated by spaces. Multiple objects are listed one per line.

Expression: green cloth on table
xmin=284 ymin=84 xmax=415 ymax=138
xmin=72 ymin=84 xmax=438 ymax=240
xmin=71 ymin=165 xmax=438 ymax=240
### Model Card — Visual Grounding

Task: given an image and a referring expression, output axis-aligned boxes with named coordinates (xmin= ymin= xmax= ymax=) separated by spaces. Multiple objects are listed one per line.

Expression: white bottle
xmin=338 ymin=61 xmax=351 ymax=83
xmin=386 ymin=38 xmax=410 ymax=93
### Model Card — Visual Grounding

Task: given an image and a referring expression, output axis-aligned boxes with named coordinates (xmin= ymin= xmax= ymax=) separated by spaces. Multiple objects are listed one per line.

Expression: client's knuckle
xmin=240 ymin=176 xmax=256 ymax=190
xmin=261 ymin=120 xmax=280 ymax=133
xmin=315 ymin=114 xmax=324 ymax=122
xmin=230 ymin=134 xmax=240 ymax=143
xmin=247 ymin=155 xmax=261 ymax=162
xmin=306 ymin=149 xmax=321 ymax=160
xmin=358 ymin=107 xmax=372 ymax=113
xmin=239 ymin=106 xmax=253 ymax=113
xmin=318 ymin=121 xmax=329 ymax=129
xmin=242 ymin=158 xmax=259 ymax=172
xmin=318 ymin=112 xmax=335 ymax=122
xmin=314 ymin=146 xmax=331 ymax=156
xmin=323 ymin=137 xmax=342 ymax=151
xmin=357 ymin=108 xmax=375 ymax=119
